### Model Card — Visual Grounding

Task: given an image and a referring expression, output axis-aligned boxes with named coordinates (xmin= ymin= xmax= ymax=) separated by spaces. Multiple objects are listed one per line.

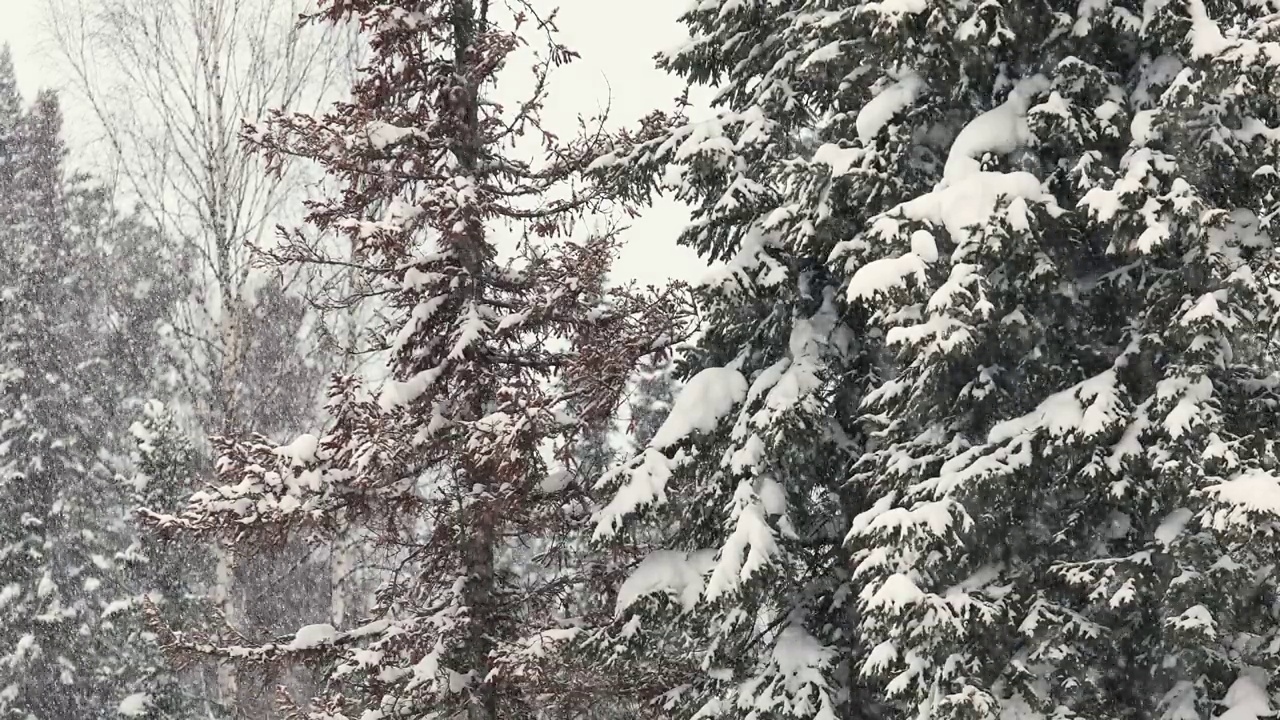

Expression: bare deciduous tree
xmin=45 ymin=1 xmax=361 ymax=716
xmin=48 ymin=0 xmax=355 ymax=433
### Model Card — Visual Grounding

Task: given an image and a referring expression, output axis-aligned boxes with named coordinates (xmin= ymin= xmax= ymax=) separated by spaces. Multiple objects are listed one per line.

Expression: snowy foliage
xmin=0 ymin=48 xmax=209 ymax=719
xmin=585 ymin=0 xmax=1280 ymax=718
xmin=585 ymin=0 xmax=880 ymax=716
xmin=10 ymin=0 xmax=1280 ymax=717
xmin=835 ymin=1 xmax=1280 ymax=718
xmin=139 ymin=3 xmax=692 ymax=719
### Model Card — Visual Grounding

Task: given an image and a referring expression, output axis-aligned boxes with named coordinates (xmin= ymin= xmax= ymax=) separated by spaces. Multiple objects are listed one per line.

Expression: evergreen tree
xmin=840 ymin=2 xmax=1280 ymax=717
xmin=523 ymin=360 xmax=680 ymax=720
xmin=0 ymin=62 xmax=208 ymax=718
xmin=105 ymin=401 xmax=224 ymax=719
xmin=87 ymin=213 xmax=223 ymax=719
xmin=142 ymin=2 xmax=689 ymax=719
xmin=223 ymin=281 xmax=332 ymax=720
xmin=0 ymin=83 xmax=118 ymax=720
xmin=586 ymin=1 xmax=879 ymax=717
xmin=0 ymin=46 xmax=20 ymax=236
xmin=600 ymin=0 xmax=1280 ymax=719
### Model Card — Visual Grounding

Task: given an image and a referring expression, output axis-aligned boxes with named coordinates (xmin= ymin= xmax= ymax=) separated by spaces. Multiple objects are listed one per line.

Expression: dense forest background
xmin=6 ymin=1 xmax=1280 ymax=720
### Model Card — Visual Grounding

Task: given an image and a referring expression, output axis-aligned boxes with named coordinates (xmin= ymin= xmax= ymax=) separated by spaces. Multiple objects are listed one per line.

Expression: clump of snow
xmin=1029 ymin=90 xmax=1071 ymax=120
xmin=365 ymin=121 xmax=419 ymax=149
xmin=273 ymin=433 xmax=320 ymax=465
xmin=989 ymin=369 xmax=1124 ymax=444
xmin=701 ymin=222 xmax=790 ymax=289
xmin=1208 ymin=208 xmax=1269 ymax=251
xmin=943 ymin=75 xmax=1049 ymax=182
xmin=798 ymin=41 xmax=844 ymax=73
xmin=102 ymin=598 xmax=133 ymax=618
xmin=1134 ymin=55 xmax=1184 ymax=107
xmin=1180 ymin=291 xmax=1231 ymax=326
xmin=1155 ymin=508 xmax=1194 ymax=547
xmin=752 ymin=626 xmax=839 ymax=719
xmin=1168 ymin=604 xmax=1216 ymax=636
xmin=650 ymin=367 xmax=748 ymax=449
xmin=1109 ymin=578 xmax=1137 ymax=608
xmin=757 ymin=476 xmax=787 ymax=516
xmin=14 ymin=633 xmax=35 ymax=661
xmin=897 ymin=170 xmax=1058 ymax=251
xmin=1161 ymin=681 xmax=1200 ymax=720
xmin=586 ymin=151 xmax=619 ymax=172
xmin=705 ymin=479 xmax=781 ymax=600
xmin=593 ymin=449 xmax=679 ymax=538
xmin=615 ymin=549 xmax=716 ymax=615
xmin=853 ymin=497 xmax=961 ymax=539
xmin=759 ymin=294 xmax=838 ymax=416
xmin=856 ymin=72 xmax=925 ymax=143
xmin=346 ymin=619 xmax=392 ymax=639
xmin=406 ymin=642 xmax=443 ymax=692
xmin=770 ymin=625 xmax=835 ymax=681
xmin=860 ymin=0 xmax=927 ymax=19
xmin=1131 ymin=110 xmax=1160 ymax=145
xmin=1161 ymin=375 xmax=1213 ymax=440
xmin=847 ymin=253 xmax=929 ymax=301
xmin=1202 ymin=470 xmax=1280 ymax=529
xmin=1219 ymin=667 xmax=1272 ymax=720
xmin=118 ymin=692 xmax=151 ymax=717
xmin=867 ymin=573 xmax=926 ymax=612
xmin=673 ymin=117 xmax=736 ymax=163
xmin=847 ymin=492 xmax=899 ymax=541
xmin=288 ymin=623 xmax=338 ymax=650
xmin=910 ymin=229 xmax=939 ymax=262
xmin=1186 ymin=0 xmax=1231 ymax=59
xmin=1094 ymin=100 xmax=1122 ymax=122
xmin=812 ymin=143 xmax=866 ymax=177
xmin=862 ymin=640 xmax=899 ymax=676
xmin=538 ymin=469 xmax=570 ymax=494
xmin=380 ymin=365 xmax=445 ymax=410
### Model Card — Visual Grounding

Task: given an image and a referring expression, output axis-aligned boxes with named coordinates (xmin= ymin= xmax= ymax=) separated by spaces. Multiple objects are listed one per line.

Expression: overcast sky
xmin=0 ymin=0 xmax=706 ymax=286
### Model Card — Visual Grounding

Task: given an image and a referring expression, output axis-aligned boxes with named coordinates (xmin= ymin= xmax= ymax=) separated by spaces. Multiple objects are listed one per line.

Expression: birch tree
xmin=46 ymin=1 xmax=358 ymax=715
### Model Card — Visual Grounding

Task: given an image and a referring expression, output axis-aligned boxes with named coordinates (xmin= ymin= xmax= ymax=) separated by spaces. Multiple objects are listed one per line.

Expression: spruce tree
xmin=586 ymin=0 xmax=880 ymax=716
xmin=142 ymin=2 xmax=689 ymax=719
xmin=602 ymin=0 xmax=1280 ymax=719
xmin=0 ymin=67 xmax=207 ymax=718
xmin=0 ymin=45 xmax=20 ymax=236
xmin=524 ymin=360 xmax=681 ymax=720
xmin=842 ymin=1 xmax=1280 ymax=716
xmin=628 ymin=357 xmax=677 ymax=451
xmin=102 ymin=401 xmax=223 ymax=719
xmin=83 ymin=201 xmax=216 ymax=719
xmin=0 ymin=83 xmax=122 ymax=720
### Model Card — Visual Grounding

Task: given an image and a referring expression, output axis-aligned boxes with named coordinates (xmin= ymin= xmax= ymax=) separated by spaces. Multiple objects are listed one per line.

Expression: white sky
xmin=0 ymin=0 xmax=706 ymax=287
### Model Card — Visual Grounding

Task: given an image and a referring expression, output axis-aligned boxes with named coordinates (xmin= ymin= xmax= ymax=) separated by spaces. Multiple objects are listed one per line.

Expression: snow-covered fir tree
xmin=523 ymin=358 xmax=682 ymax=720
xmin=140 ymin=2 xmax=690 ymax=719
xmin=598 ymin=0 xmax=1280 ymax=718
xmin=0 ymin=81 xmax=124 ymax=720
xmin=586 ymin=2 xmax=880 ymax=717
xmin=839 ymin=2 xmax=1280 ymax=717
xmin=0 ymin=51 xmax=209 ymax=718
xmin=103 ymin=401 xmax=226 ymax=719
xmin=0 ymin=46 xmax=18 ymax=239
